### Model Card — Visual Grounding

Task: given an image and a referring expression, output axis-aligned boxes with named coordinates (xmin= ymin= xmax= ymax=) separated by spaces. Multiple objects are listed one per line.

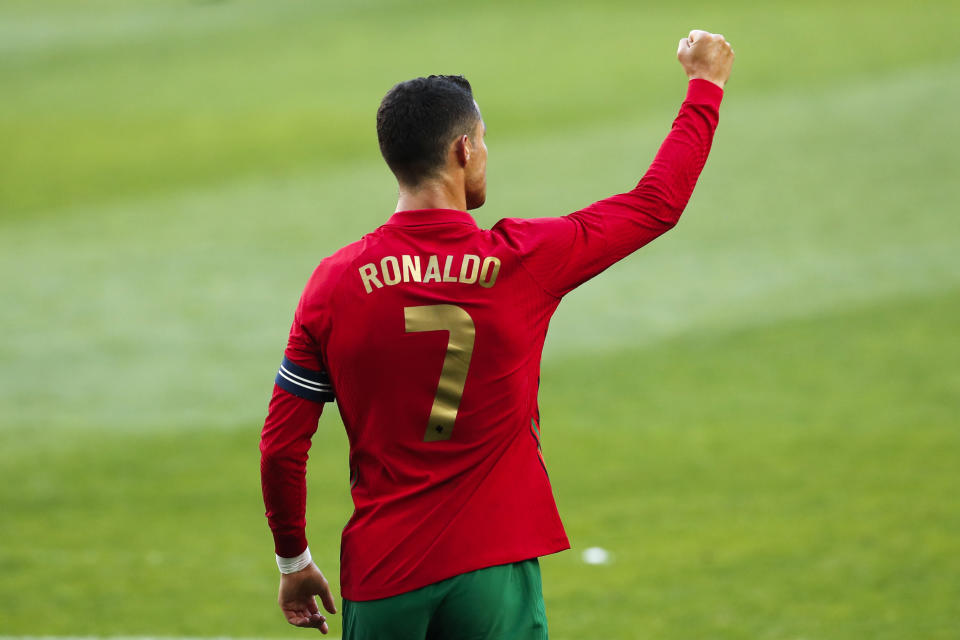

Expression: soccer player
xmin=260 ymin=30 xmax=734 ymax=639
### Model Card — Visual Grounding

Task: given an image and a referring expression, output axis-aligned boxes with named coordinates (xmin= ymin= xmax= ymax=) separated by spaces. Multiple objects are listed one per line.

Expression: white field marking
xmin=0 ymin=637 xmax=340 ymax=640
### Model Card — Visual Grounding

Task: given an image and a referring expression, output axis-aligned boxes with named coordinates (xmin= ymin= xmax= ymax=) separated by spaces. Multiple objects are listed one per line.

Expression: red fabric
xmin=260 ymin=79 xmax=723 ymax=600
xmin=259 ymin=384 xmax=323 ymax=557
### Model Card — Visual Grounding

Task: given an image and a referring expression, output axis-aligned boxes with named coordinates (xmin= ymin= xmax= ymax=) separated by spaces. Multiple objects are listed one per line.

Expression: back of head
xmin=376 ymin=75 xmax=480 ymax=187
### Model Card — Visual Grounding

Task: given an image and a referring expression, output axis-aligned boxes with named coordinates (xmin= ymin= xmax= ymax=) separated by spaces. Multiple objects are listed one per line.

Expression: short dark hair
xmin=376 ymin=75 xmax=481 ymax=186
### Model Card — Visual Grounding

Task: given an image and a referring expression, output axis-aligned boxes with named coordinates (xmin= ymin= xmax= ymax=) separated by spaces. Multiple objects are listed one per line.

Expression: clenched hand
xmin=678 ymin=30 xmax=735 ymax=89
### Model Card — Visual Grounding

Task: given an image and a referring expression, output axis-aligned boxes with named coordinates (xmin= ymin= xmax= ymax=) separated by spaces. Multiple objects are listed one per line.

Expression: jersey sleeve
xmin=259 ymin=286 xmax=334 ymax=558
xmin=274 ymin=297 xmax=336 ymax=403
xmin=260 ymin=384 xmax=324 ymax=557
xmin=492 ymin=79 xmax=723 ymax=298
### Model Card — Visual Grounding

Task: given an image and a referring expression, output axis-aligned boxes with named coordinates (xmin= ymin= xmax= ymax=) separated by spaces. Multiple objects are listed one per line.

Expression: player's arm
xmin=260 ymin=302 xmax=338 ymax=633
xmin=493 ymin=30 xmax=734 ymax=298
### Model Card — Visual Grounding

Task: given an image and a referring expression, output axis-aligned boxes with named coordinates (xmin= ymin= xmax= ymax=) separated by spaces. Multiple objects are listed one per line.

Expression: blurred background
xmin=1 ymin=0 xmax=958 ymax=637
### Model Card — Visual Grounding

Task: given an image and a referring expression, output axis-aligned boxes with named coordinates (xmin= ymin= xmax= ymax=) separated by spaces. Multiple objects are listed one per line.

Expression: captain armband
xmin=275 ymin=357 xmax=335 ymax=403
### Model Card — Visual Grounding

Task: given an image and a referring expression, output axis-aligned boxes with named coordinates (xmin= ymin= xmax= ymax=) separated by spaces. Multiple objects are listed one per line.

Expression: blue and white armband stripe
xmin=275 ymin=357 xmax=335 ymax=403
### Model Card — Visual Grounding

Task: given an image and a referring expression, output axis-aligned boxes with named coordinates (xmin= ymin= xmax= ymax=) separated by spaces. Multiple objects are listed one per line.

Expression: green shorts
xmin=342 ymin=559 xmax=548 ymax=640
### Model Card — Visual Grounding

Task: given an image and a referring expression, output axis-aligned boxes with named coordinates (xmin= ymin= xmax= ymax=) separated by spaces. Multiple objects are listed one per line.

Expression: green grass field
xmin=2 ymin=1 xmax=959 ymax=638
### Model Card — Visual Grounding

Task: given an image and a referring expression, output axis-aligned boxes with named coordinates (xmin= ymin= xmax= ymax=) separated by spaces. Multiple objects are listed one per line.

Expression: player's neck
xmin=395 ymin=176 xmax=466 ymax=213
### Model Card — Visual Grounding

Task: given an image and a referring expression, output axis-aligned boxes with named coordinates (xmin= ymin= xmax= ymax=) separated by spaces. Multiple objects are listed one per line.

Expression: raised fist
xmin=677 ymin=30 xmax=735 ymax=89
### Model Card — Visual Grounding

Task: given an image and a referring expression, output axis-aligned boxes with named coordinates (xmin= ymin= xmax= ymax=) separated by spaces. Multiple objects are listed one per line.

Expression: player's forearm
xmin=490 ymin=79 xmax=724 ymax=299
xmin=631 ymin=78 xmax=723 ymax=225
xmin=261 ymin=451 xmax=309 ymax=556
xmin=260 ymin=384 xmax=323 ymax=557
xmin=568 ymin=79 xmax=722 ymax=264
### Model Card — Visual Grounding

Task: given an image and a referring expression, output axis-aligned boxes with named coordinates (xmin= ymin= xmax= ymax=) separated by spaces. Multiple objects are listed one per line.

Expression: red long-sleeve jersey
xmin=260 ymin=79 xmax=723 ymax=601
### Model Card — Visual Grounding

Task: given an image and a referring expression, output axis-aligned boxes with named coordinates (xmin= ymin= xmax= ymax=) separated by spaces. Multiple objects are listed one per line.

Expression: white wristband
xmin=276 ymin=546 xmax=312 ymax=574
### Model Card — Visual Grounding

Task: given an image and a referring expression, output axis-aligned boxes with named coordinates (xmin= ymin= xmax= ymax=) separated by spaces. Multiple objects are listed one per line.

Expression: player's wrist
xmin=687 ymin=74 xmax=725 ymax=90
xmin=686 ymin=78 xmax=725 ymax=106
xmin=276 ymin=546 xmax=313 ymax=574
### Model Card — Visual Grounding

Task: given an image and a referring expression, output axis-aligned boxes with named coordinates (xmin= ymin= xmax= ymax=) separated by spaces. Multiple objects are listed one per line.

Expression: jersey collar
xmin=385 ymin=208 xmax=479 ymax=228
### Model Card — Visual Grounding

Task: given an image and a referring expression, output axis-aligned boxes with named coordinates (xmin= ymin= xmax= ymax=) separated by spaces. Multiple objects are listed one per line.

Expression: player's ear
xmin=454 ymin=134 xmax=470 ymax=167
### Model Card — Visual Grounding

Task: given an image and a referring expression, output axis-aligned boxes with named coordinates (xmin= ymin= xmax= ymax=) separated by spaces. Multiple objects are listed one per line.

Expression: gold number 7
xmin=404 ymin=304 xmax=476 ymax=442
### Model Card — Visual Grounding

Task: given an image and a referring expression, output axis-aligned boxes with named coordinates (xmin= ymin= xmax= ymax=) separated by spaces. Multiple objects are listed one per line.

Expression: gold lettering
xmin=423 ymin=255 xmax=442 ymax=283
xmin=402 ymin=255 xmax=422 ymax=283
xmin=442 ymin=256 xmax=458 ymax=283
xmin=381 ymin=256 xmax=401 ymax=286
xmin=365 ymin=254 xmax=498 ymax=290
xmin=459 ymin=254 xmax=480 ymax=284
xmin=404 ymin=304 xmax=476 ymax=441
xmin=359 ymin=263 xmax=383 ymax=294
xmin=479 ymin=257 xmax=501 ymax=288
